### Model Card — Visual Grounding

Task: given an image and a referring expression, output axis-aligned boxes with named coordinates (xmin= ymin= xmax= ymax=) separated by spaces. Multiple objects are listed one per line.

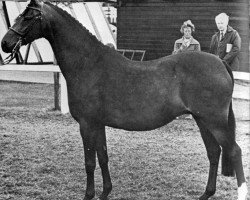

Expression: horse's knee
xmin=97 ymin=146 xmax=109 ymax=166
xmin=85 ymin=161 xmax=96 ymax=173
xmin=98 ymin=156 xmax=109 ymax=166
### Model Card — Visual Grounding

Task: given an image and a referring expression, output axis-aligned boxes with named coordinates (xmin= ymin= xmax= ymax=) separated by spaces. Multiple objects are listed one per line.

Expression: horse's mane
xmin=42 ymin=0 xmax=105 ymax=48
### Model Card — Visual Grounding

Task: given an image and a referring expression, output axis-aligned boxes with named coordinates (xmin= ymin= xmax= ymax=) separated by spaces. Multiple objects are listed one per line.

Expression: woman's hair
xmin=180 ymin=20 xmax=195 ymax=33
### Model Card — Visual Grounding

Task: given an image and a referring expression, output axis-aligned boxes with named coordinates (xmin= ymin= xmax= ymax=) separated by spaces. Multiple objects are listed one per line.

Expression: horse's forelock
xmin=28 ymin=0 xmax=46 ymax=6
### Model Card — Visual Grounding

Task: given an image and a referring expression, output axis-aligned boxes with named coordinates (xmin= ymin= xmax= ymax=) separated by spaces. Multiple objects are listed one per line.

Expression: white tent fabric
xmin=85 ymin=2 xmax=116 ymax=45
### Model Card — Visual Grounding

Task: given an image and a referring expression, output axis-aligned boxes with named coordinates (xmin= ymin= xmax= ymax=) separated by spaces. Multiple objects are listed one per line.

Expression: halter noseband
xmin=4 ymin=6 xmax=43 ymax=64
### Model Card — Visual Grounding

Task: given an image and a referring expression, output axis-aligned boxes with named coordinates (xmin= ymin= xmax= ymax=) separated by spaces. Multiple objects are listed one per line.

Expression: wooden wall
xmin=117 ymin=0 xmax=249 ymax=72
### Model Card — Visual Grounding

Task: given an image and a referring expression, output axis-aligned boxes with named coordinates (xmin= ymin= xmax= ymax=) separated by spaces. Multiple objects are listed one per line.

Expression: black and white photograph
xmin=0 ymin=0 xmax=249 ymax=199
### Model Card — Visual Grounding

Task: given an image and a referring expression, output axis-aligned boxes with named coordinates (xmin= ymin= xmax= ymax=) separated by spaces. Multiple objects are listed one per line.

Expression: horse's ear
xmin=29 ymin=0 xmax=41 ymax=6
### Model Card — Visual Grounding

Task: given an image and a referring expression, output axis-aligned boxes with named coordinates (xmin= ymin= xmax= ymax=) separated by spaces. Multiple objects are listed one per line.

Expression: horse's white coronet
xmin=237 ymin=182 xmax=248 ymax=200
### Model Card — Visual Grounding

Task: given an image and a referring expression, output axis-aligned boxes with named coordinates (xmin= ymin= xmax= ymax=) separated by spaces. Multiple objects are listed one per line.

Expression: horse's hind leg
xmin=96 ymin=128 xmax=112 ymax=200
xmin=195 ymin=112 xmax=247 ymax=200
xmin=195 ymin=118 xmax=221 ymax=200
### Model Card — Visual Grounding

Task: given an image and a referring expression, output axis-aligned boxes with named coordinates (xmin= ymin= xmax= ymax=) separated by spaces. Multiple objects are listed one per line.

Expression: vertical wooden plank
xmin=24 ymin=43 xmax=31 ymax=64
xmin=60 ymin=73 xmax=69 ymax=114
xmin=53 ymin=56 xmax=60 ymax=111
xmin=30 ymin=42 xmax=43 ymax=63
xmin=54 ymin=72 xmax=60 ymax=111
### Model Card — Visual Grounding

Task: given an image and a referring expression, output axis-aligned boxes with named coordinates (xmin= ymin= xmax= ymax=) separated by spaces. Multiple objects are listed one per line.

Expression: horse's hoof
xmin=199 ymin=189 xmax=215 ymax=200
xmin=83 ymin=193 xmax=95 ymax=200
xmin=98 ymin=183 xmax=112 ymax=200
xmin=97 ymin=195 xmax=108 ymax=200
xmin=98 ymin=191 xmax=110 ymax=200
xmin=199 ymin=194 xmax=209 ymax=200
xmin=199 ymin=192 xmax=213 ymax=200
xmin=98 ymin=191 xmax=111 ymax=200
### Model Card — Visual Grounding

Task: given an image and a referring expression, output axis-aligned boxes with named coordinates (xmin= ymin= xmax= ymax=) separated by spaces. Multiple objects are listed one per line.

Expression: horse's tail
xmin=221 ymin=60 xmax=235 ymax=177
xmin=222 ymin=60 xmax=234 ymax=86
xmin=221 ymin=101 xmax=236 ymax=176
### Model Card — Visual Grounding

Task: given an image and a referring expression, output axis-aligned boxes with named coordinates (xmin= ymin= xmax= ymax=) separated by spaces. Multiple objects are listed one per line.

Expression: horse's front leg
xmin=96 ymin=127 xmax=112 ymax=200
xmin=80 ymin=119 xmax=98 ymax=200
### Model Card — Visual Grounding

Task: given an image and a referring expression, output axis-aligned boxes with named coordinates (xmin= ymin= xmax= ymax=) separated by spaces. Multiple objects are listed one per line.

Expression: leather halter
xmin=4 ymin=6 xmax=42 ymax=64
xmin=9 ymin=6 xmax=42 ymax=38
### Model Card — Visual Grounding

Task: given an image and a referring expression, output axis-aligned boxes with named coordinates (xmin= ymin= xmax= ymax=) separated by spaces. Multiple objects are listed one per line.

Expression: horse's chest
xmin=67 ymin=85 xmax=102 ymax=120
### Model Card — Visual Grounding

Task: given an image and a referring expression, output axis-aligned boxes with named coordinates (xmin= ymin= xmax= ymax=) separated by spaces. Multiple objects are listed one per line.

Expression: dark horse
xmin=1 ymin=1 xmax=247 ymax=199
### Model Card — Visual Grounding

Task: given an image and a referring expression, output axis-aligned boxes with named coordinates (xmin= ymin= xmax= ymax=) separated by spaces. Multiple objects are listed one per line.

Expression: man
xmin=210 ymin=13 xmax=241 ymax=71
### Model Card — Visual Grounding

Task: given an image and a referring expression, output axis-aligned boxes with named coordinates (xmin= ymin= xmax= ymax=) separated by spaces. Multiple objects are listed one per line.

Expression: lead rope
xmin=3 ymin=37 xmax=23 ymax=64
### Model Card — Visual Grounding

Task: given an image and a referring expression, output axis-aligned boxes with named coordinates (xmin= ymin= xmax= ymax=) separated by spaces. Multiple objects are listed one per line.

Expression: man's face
xmin=216 ymin=19 xmax=228 ymax=32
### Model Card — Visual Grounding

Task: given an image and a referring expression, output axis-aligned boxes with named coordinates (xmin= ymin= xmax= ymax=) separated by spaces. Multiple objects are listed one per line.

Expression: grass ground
xmin=0 ymin=81 xmax=249 ymax=200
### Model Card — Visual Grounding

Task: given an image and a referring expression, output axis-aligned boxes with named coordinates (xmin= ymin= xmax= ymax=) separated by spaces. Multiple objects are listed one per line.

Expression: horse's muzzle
xmin=1 ymin=40 xmax=13 ymax=53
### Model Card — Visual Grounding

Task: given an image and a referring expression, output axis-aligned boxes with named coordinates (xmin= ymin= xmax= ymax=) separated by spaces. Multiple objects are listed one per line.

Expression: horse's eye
xmin=14 ymin=15 xmax=21 ymax=22
xmin=24 ymin=15 xmax=33 ymax=20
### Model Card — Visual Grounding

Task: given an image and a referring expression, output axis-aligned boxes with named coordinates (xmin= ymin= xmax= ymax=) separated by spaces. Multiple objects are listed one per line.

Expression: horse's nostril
xmin=1 ymin=40 xmax=6 ymax=48
xmin=1 ymin=40 xmax=6 ymax=46
xmin=1 ymin=40 xmax=9 ymax=53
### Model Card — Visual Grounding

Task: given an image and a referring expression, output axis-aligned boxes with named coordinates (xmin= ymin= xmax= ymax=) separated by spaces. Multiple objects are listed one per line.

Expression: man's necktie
xmin=220 ymin=32 xmax=224 ymax=41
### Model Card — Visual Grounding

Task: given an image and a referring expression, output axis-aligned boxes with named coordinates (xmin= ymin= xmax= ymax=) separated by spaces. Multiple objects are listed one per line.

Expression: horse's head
xmin=1 ymin=0 xmax=44 ymax=54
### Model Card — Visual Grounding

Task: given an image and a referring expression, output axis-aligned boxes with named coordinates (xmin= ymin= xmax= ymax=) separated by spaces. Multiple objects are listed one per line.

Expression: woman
xmin=173 ymin=20 xmax=201 ymax=54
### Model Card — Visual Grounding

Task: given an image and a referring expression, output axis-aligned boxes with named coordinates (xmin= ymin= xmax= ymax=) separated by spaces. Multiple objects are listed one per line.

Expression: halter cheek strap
xmin=9 ymin=8 xmax=42 ymax=39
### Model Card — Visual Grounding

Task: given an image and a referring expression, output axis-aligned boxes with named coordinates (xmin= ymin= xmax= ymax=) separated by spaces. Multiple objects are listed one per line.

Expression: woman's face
xmin=183 ymin=27 xmax=192 ymax=39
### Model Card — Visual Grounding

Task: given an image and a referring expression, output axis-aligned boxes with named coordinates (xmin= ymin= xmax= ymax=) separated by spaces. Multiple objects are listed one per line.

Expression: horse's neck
xmin=43 ymin=5 xmax=102 ymax=73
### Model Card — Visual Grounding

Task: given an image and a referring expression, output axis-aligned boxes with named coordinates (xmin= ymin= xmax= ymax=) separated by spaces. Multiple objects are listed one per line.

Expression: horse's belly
xmin=105 ymin=108 xmax=177 ymax=131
